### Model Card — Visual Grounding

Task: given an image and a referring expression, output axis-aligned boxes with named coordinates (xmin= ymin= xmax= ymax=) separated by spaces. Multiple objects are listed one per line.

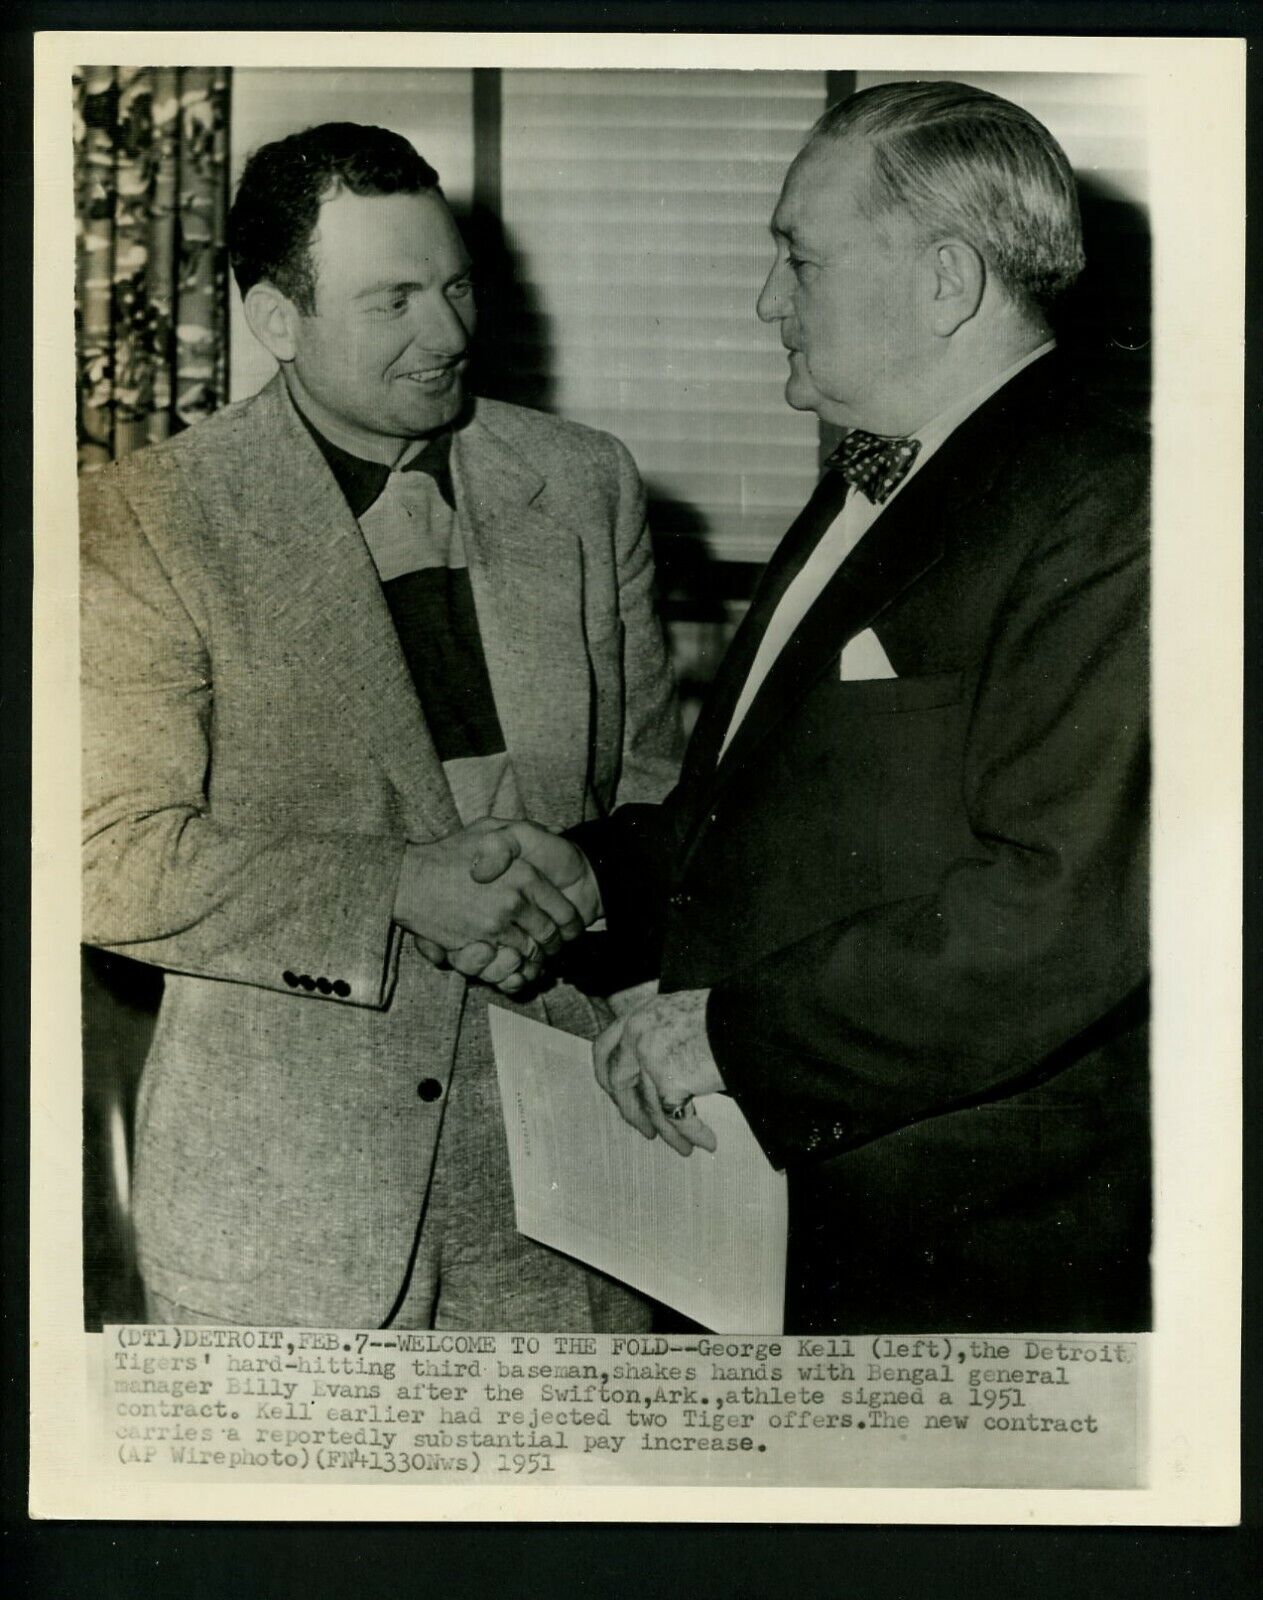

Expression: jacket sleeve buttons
xmin=282 ymin=971 xmax=351 ymax=998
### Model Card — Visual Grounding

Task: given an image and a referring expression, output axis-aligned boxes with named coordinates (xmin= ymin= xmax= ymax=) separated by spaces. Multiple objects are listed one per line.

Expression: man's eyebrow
xmin=352 ymin=266 xmax=474 ymax=301
xmin=353 ymin=280 xmax=421 ymax=301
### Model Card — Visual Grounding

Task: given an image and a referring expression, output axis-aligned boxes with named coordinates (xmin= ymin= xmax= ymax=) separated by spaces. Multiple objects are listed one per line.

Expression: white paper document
xmin=489 ymin=1006 xmax=788 ymax=1333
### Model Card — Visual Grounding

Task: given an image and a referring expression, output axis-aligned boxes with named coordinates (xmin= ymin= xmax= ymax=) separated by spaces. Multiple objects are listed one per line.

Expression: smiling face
xmin=281 ymin=186 xmax=475 ymax=453
xmin=757 ymin=136 xmax=930 ymax=436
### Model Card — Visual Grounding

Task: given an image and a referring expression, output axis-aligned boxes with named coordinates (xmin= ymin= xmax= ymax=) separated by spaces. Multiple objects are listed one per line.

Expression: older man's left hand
xmin=593 ymin=989 xmax=724 ymax=1156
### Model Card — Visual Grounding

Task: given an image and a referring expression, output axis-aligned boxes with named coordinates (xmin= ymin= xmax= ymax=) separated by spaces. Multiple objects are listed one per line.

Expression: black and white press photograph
xmin=29 ymin=28 xmax=1243 ymax=1517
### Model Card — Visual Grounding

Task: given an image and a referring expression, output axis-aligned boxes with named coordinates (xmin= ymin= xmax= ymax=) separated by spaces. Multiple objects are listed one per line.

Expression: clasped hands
xmin=393 ymin=818 xmax=723 ymax=1155
xmin=393 ymin=817 xmax=596 ymax=992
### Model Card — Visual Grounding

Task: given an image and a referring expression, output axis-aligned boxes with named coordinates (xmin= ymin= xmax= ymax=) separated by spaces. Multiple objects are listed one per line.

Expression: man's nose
xmin=411 ymin=292 xmax=472 ymax=356
xmin=756 ymin=260 xmax=787 ymax=324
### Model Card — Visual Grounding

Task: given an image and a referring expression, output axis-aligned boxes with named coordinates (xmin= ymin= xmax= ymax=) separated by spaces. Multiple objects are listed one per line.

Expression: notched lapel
xmin=452 ymin=408 xmax=590 ymax=822
xmin=678 ymin=468 xmax=854 ymax=800
xmin=705 ymin=479 xmax=947 ymax=802
xmin=204 ymin=378 xmax=463 ymax=841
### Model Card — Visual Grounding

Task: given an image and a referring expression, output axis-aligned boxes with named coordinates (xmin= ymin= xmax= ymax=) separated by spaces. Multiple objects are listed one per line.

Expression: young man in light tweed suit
xmin=80 ymin=123 xmax=682 ymax=1330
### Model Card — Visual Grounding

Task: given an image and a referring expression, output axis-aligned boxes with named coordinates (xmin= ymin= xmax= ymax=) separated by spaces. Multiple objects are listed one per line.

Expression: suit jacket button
xmin=299 ymin=974 xmax=316 ymax=991
xmin=332 ymin=979 xmax=351 ymax=998
xmin=282 ymin=970 xmax=299 ymax=988
xmin=417 ymin=1078 xmax=443 ymax=1102
xmin=316 ymin=977 xmax=332 ymax=995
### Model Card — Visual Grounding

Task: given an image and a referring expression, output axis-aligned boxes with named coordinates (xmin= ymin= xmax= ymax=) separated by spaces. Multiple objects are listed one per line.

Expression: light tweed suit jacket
xmin=80 ymin=375 xmax=682 ymax=1326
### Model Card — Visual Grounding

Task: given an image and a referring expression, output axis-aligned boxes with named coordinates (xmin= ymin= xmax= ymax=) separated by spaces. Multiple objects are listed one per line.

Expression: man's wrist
xmin=568 ymin=850 xmax=604 ymax=928
xmin=392 ymin=839 xmax=423 ymax=930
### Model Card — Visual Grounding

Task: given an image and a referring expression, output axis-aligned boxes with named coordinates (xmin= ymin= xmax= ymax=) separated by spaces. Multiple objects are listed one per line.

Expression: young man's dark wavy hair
xmin=228 ymin=122 xmax=441 ymax=314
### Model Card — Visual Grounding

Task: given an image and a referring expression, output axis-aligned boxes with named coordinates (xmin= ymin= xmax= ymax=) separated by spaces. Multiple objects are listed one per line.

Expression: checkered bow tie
xmin=827 ymin=429 xmax=922 ymax=505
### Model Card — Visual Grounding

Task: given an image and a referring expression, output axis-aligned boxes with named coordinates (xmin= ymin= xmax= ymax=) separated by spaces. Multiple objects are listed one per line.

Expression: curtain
xmin=74 ymin=65 xmax=231 ymax=469
xmin=74 ymin=64 xmax=233 ymax=1326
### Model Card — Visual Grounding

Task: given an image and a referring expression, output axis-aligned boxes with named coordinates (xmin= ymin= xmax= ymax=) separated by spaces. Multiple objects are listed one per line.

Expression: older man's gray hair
xmin=809 ymin=80 xmax=1086 ymax=314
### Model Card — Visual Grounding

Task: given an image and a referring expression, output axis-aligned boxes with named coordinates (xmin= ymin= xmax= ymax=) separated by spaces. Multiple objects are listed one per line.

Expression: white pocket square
xmin=840 ymin=628 xmax=897 ymax=681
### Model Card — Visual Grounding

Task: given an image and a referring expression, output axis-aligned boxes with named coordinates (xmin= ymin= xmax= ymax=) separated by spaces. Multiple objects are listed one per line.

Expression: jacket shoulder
xmin=996 ymin=380 xmax=1150 ymax=599
xmin=78 ymin=389 xmax=288 ymax=590
xmin=959 ymin=369 xmax=1149 ymax=572
xmin=86 ymin=386 xmax=276 ymax=505
xmin=1015 ymin=372 xmax=1149 ymax=495
xmin=470 ymin=395 xmax=627 ymax=471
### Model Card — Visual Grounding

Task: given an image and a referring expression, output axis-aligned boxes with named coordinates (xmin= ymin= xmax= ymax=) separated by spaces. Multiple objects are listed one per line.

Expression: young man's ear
xmin=926 ymin=238 xmax=986 ymax=337
xmin=243 ymin=282 xmax=301 ymax=363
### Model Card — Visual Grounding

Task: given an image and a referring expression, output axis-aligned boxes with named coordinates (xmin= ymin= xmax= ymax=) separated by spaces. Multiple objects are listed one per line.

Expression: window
xmin=498 ymin=69 xmax=828 ymax=564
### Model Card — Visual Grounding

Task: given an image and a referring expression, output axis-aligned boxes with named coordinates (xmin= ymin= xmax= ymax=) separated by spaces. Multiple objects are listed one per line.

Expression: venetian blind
xmin=498 ymin=70 xmax=828 ymax=563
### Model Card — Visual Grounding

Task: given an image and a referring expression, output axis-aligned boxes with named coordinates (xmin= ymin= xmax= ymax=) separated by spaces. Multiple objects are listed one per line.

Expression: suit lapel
xmin=676 ymin=478 xmax=947 ymax=861
xmin=452 ymin=406 xmax=590 ymax=823
xmin=680 ymin=467 xmax=853 ymax=792
xmin=203 ymin=376 xmax=463 ymax=841
xmin=715 ymin=475 xmax=947 ymax=776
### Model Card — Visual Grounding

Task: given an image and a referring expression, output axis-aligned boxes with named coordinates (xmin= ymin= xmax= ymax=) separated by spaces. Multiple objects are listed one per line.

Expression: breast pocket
xmin=833 ymin=668 xmax=964 ymax=717
xmin=808 ymin=666 xmax=972 ymax=902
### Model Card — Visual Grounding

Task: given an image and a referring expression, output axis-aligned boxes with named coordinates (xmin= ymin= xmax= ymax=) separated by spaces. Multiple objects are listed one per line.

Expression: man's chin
xmin=391 ymin=384 xmax=465 ymax=435
xmin=783 ymin=378 xmax=823 ymax=418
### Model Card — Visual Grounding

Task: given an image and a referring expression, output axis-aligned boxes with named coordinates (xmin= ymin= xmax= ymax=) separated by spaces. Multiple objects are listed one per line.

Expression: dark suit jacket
xmin=574 ymin=354 xmax=1150 ymax=1334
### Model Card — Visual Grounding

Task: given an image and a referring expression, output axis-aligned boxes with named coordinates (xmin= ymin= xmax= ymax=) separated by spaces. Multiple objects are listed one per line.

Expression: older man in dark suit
xmin=479 ymin=81 xmax=1150 ymax=1334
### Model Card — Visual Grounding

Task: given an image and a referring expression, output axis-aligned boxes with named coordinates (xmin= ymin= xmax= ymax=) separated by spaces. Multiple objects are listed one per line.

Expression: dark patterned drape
xmin=74 ymin=65 xmax=230 ymax=469
xmin=75 ymin=65 xmax=232 ymax=1327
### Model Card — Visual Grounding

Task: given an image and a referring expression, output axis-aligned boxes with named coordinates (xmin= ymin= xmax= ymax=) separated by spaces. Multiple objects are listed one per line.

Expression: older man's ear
xmin=926 ymin=238 xmax=987 ymax=337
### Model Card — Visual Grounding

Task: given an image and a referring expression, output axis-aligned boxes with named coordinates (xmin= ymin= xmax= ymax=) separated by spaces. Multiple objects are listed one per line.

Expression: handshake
xmin=393 ymin=818 xmax=600 ymax=994
xmin=394 ymin=816 xmax=723 ymax=1157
